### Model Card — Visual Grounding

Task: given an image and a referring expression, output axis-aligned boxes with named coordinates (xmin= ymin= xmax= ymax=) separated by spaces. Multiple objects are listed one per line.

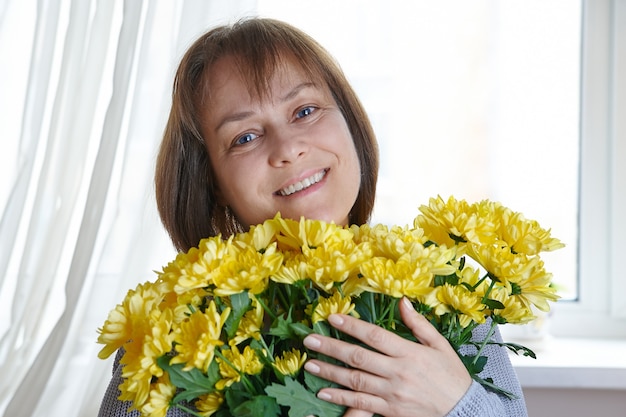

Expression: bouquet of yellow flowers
xmin=97 ymin=196 xmax=563 ymax=417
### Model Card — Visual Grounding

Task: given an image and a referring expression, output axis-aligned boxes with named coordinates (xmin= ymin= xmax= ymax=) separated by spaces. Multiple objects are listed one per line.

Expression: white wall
xmin=524 ymin=388 xmax=626 ymax=416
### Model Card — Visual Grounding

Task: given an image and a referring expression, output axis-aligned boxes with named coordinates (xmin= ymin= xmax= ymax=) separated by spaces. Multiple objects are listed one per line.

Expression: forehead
xmin=205 ymin=53 xmax=327 ymax=104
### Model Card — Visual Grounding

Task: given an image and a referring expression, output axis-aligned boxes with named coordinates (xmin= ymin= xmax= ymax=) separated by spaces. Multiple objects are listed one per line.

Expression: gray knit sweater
xmin=98 ymin=323 xmax=528 ymax=417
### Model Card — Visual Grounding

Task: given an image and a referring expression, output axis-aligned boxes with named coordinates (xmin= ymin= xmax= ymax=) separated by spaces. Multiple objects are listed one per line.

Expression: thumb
xmin=399 ymin=297 xmax=450 ymax=350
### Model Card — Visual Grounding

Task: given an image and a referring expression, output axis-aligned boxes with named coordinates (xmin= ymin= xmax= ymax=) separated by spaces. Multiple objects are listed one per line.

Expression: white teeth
xmin=279 ymin=170 xmax=326 ymax=196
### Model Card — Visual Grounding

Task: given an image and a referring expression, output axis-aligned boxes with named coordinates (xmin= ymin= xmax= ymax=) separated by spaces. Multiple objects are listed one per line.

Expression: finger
xmin=399 ymin=297 xmax=451 ymax=351
xmin=303 ymin=332 xmax=392 ymax=377
xmin=323 ymin=314 xmax=417 ymax=358
xmin=304 ymin=356 xmax=387 ymax=395
xmin=317 ymin=388 xmax=386 ymax=416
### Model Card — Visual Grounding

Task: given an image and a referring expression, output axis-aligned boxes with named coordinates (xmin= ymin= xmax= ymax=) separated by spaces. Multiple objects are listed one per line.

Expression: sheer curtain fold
xmin=0 ymin=1 xmax=257 ymax=416
xmin=0 ymin=0 xmax=61 ymax=303
xmin=2 ymin=0 xmax=122 ymax=413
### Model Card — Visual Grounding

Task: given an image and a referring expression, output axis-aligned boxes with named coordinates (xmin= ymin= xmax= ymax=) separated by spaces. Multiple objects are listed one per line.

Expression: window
xmin=258 ymin=0 xmax=626 ymax=337
xmin=259 ymin=2 xmax=580 ymax=293
xmin=551 ymin=0 xmax=626 ymax=337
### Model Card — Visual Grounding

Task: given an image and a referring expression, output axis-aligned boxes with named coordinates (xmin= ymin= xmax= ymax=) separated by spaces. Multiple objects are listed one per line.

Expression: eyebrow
xmin=214 ymin=82 xmax=316 ymax=133
xmin=215 ymin=111 xmax=255 ymax=133
xmin=279 ymin=82 xmax=315 ymax=103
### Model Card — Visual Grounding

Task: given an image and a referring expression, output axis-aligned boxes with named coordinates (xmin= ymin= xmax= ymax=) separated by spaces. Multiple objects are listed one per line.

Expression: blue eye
xmin=235 ymin=132 xmax=258 ymax=145
xmin=296 ymin=106 xmax=315 ymax=119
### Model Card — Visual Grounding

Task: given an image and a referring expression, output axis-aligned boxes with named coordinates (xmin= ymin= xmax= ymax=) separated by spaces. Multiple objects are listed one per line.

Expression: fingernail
xmin=402 ymin=297 xmax=413 ymax=309
xmin=304 ymin=361 xmax=320 ymax=374
xmin=317 ymin=391 xmax=332 ymax=401
xmin=303 ymin=335 xmax=321 ymax=349
xmin=328 ymin=314 xmax=344 ymax=326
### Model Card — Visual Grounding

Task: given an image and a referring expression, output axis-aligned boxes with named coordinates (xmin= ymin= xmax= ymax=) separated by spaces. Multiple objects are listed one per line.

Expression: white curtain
xmin=0 ymin=1 xmax=256 ymax=416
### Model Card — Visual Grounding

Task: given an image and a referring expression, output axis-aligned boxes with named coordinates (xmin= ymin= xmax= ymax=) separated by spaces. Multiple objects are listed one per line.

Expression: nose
xmin=267 ymin=129 xmax=308 ymax=167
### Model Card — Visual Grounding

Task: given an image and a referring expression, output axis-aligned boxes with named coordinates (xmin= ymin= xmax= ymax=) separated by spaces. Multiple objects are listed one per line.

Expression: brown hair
xmin=155 ymin=18 xmax=379 ymax=252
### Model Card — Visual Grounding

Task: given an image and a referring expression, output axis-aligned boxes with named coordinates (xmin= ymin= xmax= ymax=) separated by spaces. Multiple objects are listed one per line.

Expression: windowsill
xmin=508 ymin=335 xmax=626 ymax=390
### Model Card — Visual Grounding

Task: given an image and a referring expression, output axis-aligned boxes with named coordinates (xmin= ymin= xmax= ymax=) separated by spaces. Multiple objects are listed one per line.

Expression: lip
xmin=276 ymin=169 xmax=328 ymax=196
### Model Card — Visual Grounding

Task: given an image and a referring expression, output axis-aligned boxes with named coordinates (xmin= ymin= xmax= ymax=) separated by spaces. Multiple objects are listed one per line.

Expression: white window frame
xmin=550 ymin=0 xmax=626 ymax=338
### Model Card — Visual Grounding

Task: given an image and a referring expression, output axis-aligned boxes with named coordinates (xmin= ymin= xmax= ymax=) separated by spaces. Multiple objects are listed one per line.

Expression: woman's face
xmin=201 ymin=55 xmax=361 ymax=228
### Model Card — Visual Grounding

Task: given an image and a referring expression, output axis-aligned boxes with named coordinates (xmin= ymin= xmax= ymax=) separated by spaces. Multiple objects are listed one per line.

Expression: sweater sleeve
xmin=445 ymin=323 xmax=528 ymax=417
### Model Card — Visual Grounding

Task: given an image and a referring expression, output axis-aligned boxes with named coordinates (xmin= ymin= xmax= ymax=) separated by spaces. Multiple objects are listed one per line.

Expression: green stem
xmin=472 ymin=319 xmax=498 ymax=366
xmin=257 ymin=335 xmax=274 ymax=362
xmin=481 ymin=278 xmax=497 ymax=303
xmin=277 ymin=284 xmax=291 ymax=313
xmin=387 ymin=297 xmax=398 ymax=328
xmin=471 ymin=272 xmax=491 ymax=292
xmin=368 ymin=292 xmax=377 ymax=323
xmin=173 ymin=404 xmax=205 ymax=417
xmin=255 ymin=294 xmax=278 ymax=321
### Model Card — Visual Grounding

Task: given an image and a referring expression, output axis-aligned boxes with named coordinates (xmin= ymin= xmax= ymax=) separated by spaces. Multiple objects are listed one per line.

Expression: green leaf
xmin=231 ymin=395 xmax=281 ymax=417
xmin=289 ymin=322 xmax=314 ymax=338
xmin=265 ymin=377 xmax=345 ymax=417
xmin=471 ymin=375 xmax=519 ymax=400
xmin=224 ymin=382 xmax=252 ymax=409
xmin=460 ymin=353 xmax=488 ymax=375
xmin=482 ymin=298 xmax=506 ymax=310
xmin=434 ymin=274 xmax=459 ymax=287
xmin=312 ymin=320 xmax=330 ymax=337
xmin=250 ymin=338 xmax=274 ymax=359
xmin=225 ymin=292 xmax=252 ymax=339
xmin=157 ymin=356 xmax=220 ymax=404
xmin=499 ymin=341 xmax=537 ymax=359
xmin=304 ymin=371 xmax=340 ymax=393
xmin=268 ymin=312 xmax=296 ymax=339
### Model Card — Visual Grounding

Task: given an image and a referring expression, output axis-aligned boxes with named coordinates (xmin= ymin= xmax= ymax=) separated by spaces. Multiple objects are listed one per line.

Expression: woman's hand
xmin=302 ymin=297 xmax=472 ymax=417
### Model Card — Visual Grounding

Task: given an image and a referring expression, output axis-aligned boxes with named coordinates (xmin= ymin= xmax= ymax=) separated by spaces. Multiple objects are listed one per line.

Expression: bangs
xmin=231 ymin=50 xmax=326 ymax=102
xmin=197 ymin=19 xmax=331 ymax=104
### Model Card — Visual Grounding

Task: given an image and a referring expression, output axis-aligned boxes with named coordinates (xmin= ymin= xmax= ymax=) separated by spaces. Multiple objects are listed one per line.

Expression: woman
xmin=99 ymin=17 xmax=527 ymax=417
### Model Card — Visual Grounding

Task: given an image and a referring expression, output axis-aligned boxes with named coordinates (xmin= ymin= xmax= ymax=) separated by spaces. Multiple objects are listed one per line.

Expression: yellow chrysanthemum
xmin=407 ymin=243 xmax=458 ymax=277
xmin=195 ymin=392 xmax=225 ymax=417
xmin=351 ymin=223 xmax=428 ymax=260
xmin=433 ymin=284 xmax=486 ymax=327
xmin=270 ymin=253 xmax=309 ymax=284
xmin=488 ymin=286 xmax=535 ymax=324
xmin=359 ymin=256 xmax=434 ymax=299
xmin=216 ymin=345 xmax=263 ymax=390
xmin=139 ymin=374 xmax=177 ymax=417
xmin=117 ymin=307 xmax=175 ymax=410
xmin=231 ymin=296 xmax=264 ymax=346
xmin=493 ymin=205 xmax=565 ymax=256
xmin=165 ymin=288 xmax=210 ymax=324
xmin=171 ymin=301 xmax=231 ymax=372
xmin=340 ymin=274 xmax=368 ymax=298
xmin=467 ymin=244 xmax=559 ymax=311
xmin=455 ymin=264 xmax=489 ymax=298
xmin=312 ymin=291 xmax=357 ymax=323
xmin=303 ymin=238 xmax=371 ymax=291
xmin=233 ymin=218 xmax=280 ymax=251
xmin=275 ymin=216 xmax=353 ymax=251
xmin=212 ymin=244 xmax=283 ymax=296
xmin=117 ymin=376 xmax=145 ymax=409
xmin=97 ymin=281 xmax=165 ymax=359
xmin=97 ymin=305 xmax=132 ymax=360
xmin=416 ymin=195 xmax=497 ymax=247
xmin=509 ymin=270 xmax=559 ymax=313
xmin=273 ymin=348 xmax=307 ymax=376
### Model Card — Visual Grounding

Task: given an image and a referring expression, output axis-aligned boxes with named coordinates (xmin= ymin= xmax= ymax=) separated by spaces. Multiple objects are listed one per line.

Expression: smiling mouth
xmin=278 ymin=170 xmax=327 ymax=196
